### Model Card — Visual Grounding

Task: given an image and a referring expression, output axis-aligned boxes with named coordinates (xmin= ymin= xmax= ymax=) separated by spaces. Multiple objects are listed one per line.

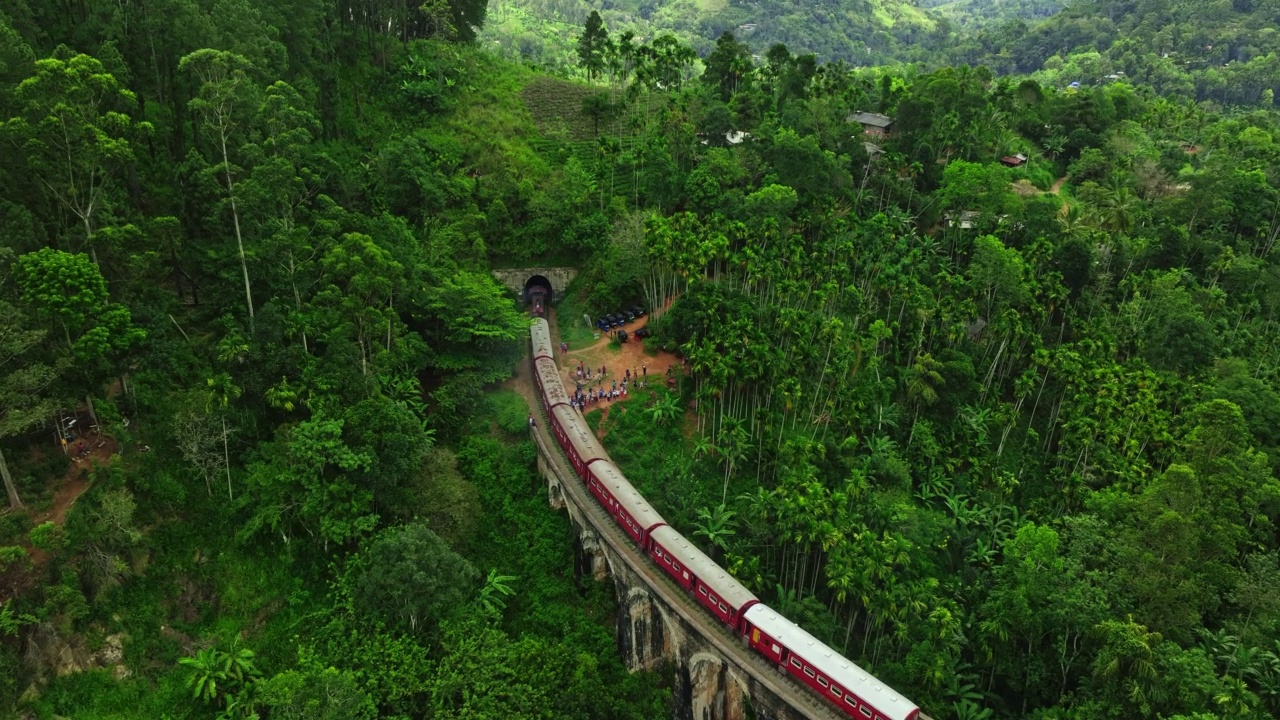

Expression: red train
xmin=529 ymin=318 xmax=921 ymax=720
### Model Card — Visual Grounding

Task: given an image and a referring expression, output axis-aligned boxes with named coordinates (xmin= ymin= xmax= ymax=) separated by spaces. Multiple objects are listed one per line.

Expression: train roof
xmin=534 ymin=356 xmax=569 ymax=407
xmin=650 ymin=525 xmax=759 ymax=613
xmin=742 ymin=605 xmax=919 ymax=720
xmin=530 ymin=318 xmax=554 ymax=360
xmin=591 ymin=461 xmax=667 ymax=532
xmin=551 ymin=404 xmax=610 ymax=464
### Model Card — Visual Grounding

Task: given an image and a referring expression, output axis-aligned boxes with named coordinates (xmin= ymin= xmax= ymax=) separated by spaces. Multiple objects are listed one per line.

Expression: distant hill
xmin=950 ymin=0 xmax=1280 ymax=106
xmin=924 ymin=0 xmax=1063 ymax=30
xmin=482 ymin=0 xmax=949 ymax=70
xmin=483 ymin=0 xmax=1280 ymax=108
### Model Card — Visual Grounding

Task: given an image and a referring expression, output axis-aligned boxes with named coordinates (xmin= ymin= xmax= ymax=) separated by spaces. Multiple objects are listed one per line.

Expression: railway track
xmin=520 ymin=376 xmax=849 ymax=720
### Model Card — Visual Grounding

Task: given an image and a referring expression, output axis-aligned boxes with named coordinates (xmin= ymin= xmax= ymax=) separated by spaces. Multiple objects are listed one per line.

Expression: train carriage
xmin=534 ymin=356 xmax=569 ymax=411
xmin=525 ymin=321 xmax=922 ymax=720
xmin=742 ymin=605 xmax=919 ymax=720
xmin=649 ymin=526 xmax=759 ymax=628
xmin=589 ymin=461 xmax=667 ymax=546
xmin=551 ymin=404 xmax=610 ymax=477
xmin=530 ymin=318 xmax=555 ymax=361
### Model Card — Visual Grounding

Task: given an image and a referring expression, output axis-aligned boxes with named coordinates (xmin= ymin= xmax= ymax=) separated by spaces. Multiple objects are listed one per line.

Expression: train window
xmin=791 ymin=659 xmax=802 ymax=669
xmin=771 ymin=644 xmax=780 ymax=655
xmin=845 ymin=697 xmax=857 ymax=707
xmin=708 ymin=593 xmax=717 ymax=603
xmin=859 ymin=707 xmax=872 ymax=718
xmin=673 ymin=562 xmax=681 ymax=571
xmin=719 ymin=603 xmax=728 ymax=613
xmin=699 ymin=586 xmax=707 ymax=595
xmin=817 ymin=677 xmax=828 ymax=688
xmin=804 ymin=667 xmax=815 ymax=679
xmin=831 ymin=686 xmax=842 ymax=698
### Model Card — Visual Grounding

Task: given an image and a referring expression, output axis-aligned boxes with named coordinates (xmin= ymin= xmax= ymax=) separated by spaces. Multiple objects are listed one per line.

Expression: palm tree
xmin=206 ymin=372 xmax=241 ymax=500
xmin=692 ymin=435 xmax=717 ymax=460
xmin=906 ymin=353 xmax=945 ymax=447
xmin=1092 ymin=616 xmax=1165 ymax=713
xmin=717 ymin=417 xmax=751 ymax=503
xmin=1059 ymin=203 xmax=1090 ymax=236
xmin=1215 ymin=676 xmax=1258 ymax=718
xmin=265 ymin=376 xmax=299 ymax=412
xmin=1101 ymin=185 xmax=1140 ymax=235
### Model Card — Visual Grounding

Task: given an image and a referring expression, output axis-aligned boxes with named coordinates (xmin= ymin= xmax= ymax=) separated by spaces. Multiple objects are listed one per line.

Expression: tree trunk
xmin=81 ymin=215 xmax=99 ymax=269
xmin=1 ymin=447 xmax=23 ymax=510
xmin=220 ymin=134 xmax=253 ymax=321
xmin=222 ymin=416 xmax=233 ymax=501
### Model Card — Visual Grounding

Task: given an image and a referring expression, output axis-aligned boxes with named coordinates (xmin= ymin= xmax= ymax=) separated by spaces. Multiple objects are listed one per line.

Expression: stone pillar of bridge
xmin=532 ymin=430 xmax=842 ymax=720
xmin=678 ymin=652 xmax=753 ymax=720
xmin=537 ymin=451 xmax=565 ymax=510
xmin=613 ymin=570 xmax=678 ymax=673
xmin=571 ymin=516 xmax=610 ymax=582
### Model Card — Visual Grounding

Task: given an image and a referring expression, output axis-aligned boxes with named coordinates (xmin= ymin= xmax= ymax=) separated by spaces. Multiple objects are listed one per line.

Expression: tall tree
xmin=576 ymin=11 xmax=609 ymax=82
xmin=0 ymin=300 xmax=60 ymax=510
xmin=180 ymin=49 xmax=258 ymax=321
xmin=6 ymin=52 xmax=147 ymax=266
xmin=14 ymin=248 xmax=143 ymax=425
xmin=702 ymin=32 xmax=753 ymax=101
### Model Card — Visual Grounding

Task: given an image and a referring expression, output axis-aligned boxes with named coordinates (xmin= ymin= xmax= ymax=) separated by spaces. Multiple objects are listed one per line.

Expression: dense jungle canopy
xmin=1 ymin=0 xmax=1280 ymax=718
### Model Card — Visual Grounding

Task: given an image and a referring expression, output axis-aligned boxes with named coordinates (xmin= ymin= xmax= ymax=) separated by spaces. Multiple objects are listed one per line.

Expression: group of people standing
xmin=569 ymin=361 xmax=648 ymax=412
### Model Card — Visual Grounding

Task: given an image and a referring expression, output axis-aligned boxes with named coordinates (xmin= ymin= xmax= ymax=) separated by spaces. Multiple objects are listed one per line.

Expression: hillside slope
xmin=951 ymin=0 xmax=1280 ymax=105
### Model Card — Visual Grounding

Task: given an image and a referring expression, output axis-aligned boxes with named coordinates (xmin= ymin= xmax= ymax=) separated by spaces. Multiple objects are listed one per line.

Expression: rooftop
xmin=847 ymin=111 xmax=894 ymax=128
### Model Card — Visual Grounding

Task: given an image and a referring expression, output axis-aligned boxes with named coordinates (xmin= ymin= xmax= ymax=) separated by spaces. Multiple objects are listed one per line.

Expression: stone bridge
xmin=525 ymin=399 xmax=854 ymax=720
xmin=492 ymin=267 xmax=578 ymax=303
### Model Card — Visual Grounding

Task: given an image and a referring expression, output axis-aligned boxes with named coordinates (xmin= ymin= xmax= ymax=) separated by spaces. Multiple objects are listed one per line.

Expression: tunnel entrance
xmin=524 ymin=275 xmax=553 ymax=317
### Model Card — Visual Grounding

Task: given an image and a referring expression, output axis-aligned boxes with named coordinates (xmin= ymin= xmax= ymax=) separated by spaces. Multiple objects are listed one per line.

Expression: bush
xmin=0 ymin=514 xmax=30 ymax=545
xmin=29 ymin=521 xmax=66 ymax=552
xmin=488 ymin=390 xmax=531 ymax=435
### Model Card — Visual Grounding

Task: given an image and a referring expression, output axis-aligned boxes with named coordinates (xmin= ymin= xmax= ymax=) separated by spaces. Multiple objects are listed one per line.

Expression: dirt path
xmin=32 ymin=438 xmax=115 ymax=526
xmin=14 ymin=437 xmax=116 ymax=571
xmin=1050 ymin=175 xmax=1068 ymax=194
xmin=504 ymin=310 xmax=687 ymax=434
xmin=556 ymin=314 xmax=684 ymax=428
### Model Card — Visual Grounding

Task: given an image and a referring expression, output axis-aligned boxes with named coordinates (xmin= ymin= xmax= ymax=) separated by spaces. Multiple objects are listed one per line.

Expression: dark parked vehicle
xmin=618 ymin=329 xmax=629 ymax=343
xmin=634 ymin=326 xmax=651 ymax=339
xmin=631 ymin=305 xmax=645 ymax=317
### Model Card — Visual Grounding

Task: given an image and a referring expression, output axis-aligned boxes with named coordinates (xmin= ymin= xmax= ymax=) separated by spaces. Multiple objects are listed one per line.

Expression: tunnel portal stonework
xmin=492 ymin=267 xmax=578 ymax=302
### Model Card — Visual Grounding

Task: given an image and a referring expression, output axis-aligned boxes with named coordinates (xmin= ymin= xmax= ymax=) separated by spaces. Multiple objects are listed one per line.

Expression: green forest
xmin=484 ymin=0 xmax=1280 ymax=110
xmin=2 ymin=0 xmax=1280 ymax=718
